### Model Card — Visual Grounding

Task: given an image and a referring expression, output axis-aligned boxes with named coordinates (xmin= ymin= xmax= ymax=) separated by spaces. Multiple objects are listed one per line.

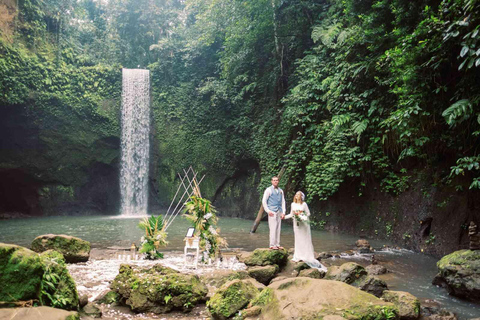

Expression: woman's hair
xmin=293 ymin=191 xmax=304 ymax=204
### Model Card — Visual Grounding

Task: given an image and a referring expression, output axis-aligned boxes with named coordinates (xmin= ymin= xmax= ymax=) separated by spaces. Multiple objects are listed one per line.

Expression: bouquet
xmin=292 ymin=210 xmax=309 ymax=226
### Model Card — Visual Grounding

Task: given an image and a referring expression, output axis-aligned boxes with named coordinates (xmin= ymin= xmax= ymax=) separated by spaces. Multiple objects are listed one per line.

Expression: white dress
xmin=285 ymin=202 xmax=327 ymax=271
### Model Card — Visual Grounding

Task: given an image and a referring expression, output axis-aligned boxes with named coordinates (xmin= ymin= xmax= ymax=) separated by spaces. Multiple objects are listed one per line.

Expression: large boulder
xmin=356 ymin=239 xmax=373 ymax=253
xmin=382 ymin=290 xmax=420 ymax=320
xmin=353 ymin=275 xmax=388 ymax=297
xmin=0 ymin=306 xmax=79 ymax=320
xmin=39 ymin=250 xmax=79 ymax=310
xmin=257 ymin=278 xmax=397 ymax=319
xmin=432 ymin=249 xmax=480 ymax=301
xmin=298 ymin=268 xmax=325 ymax=279
xmin=248 ymin=265 xmax=278 ymax=285
xmin=244 ymin=248 xmax=288 ymax=268
xmin=0 ymin=243 xmax=44 ymax=303
xmin=110 ymin=264 xmax=207 ymax=313
xmin=366 ymin=264 xmax=388 ymax=275
xmin=325 ymin=262 xmax=367 ymax=284
xmin=31 ymin=234 xmax=91 ymax=263
xmin=207 ymin=279 xmax=259 ymax=320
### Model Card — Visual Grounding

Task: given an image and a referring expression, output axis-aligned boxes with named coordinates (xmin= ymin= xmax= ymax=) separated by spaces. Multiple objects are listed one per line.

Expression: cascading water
xmin=120 ymin=68 xmax=150 ymax=216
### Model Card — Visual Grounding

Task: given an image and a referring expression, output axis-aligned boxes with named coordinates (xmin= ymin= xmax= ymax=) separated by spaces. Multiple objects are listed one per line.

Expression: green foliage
xmin=138 ymin=215 xmax=168 ymax=260
xmin=183 ymin=196 xmax=227 ymax=258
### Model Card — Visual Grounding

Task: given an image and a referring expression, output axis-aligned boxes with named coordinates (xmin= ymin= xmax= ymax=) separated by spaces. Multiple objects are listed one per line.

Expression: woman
xmin=285 ymin=191 xmax=327 ymax=271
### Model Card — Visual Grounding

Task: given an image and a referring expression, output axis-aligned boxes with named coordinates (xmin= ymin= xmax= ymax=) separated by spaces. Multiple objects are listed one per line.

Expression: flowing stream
xmin=120 ymin=68 xmax=150 ymax=216
xmin=1 ymin=215 xmax=479 ymax=319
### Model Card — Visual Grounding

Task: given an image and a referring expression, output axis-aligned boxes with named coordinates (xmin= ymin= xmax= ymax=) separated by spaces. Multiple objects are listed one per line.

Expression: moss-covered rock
xmin=0 ymin=306 xmax=80 ymax=320
xmin=31 ymin=234 xmax=91 ymax=263
xmin=207 ymin=279 xmax=259 ymax=320
xmin=0 ymin=243 xmax=44 ymax=302
xmin=259 ymin=278 xmax=397 ymax=319
xmin=82 ymin=302 xmax=102 ymax=318
xmin=244 ymin=248 xmax=288 ymax=268
xmin=110 ymin=264 xmax=207 ymax=313
xmin=433 ymin=249 xmax=480 ymax=302
xmin=352 ymin=275 xmax=388 ymax=297
xmin=247 ymin=265 xmax=279 ymax=285
xmin=325 ymin=262 xmax=367 ymax=284
xmin=39 ymin=250 xmax=79 ymax=310
xmin=382 ymin=290 xmax=420 ymax=320
xmin=298 ymin=268 xmax=325 ymax=279
xmin=95 ymin=290 xmax=121 ymax=305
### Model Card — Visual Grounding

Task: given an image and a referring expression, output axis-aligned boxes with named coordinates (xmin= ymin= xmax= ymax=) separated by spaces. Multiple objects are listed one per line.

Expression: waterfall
xmin=120 ymin=68 xmax=150 ymax=216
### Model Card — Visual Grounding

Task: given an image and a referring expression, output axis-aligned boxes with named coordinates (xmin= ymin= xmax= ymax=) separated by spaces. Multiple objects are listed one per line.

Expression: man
xmin=262 ymin=176 xmax=286 ymax=250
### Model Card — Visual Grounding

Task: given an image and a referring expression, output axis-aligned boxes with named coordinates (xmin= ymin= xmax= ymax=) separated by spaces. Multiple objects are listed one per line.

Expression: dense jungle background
xmin=1 ymin=0 xmax=479 ymax=256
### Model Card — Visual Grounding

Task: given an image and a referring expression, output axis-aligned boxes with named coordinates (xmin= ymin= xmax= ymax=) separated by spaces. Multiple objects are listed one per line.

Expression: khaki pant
xmin=268 ymin=211 xmax=282 ymax=247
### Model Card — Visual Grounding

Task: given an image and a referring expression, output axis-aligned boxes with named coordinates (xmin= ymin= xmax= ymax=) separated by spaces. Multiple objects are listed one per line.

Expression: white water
xmin=120 ymin=69 xmax=150 ymax=216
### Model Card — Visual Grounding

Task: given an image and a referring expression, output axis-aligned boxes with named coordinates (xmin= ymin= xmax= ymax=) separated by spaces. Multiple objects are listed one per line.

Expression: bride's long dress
xmin=285 ymin=202 xmax=327 ymax=271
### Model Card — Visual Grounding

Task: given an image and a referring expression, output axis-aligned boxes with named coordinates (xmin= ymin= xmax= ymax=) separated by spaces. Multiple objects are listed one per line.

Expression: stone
xmin=207 ymin=279 xmax=259 ymax=320
xmin=352 ymin=275 xmax=388 ymax=297
xmin=0 ymin=306 xmax=79 ymax=320
xmin=366 ymin=264 xmax=387 ymax=275
xmin=31 ymin=234 xmax=91 ymax=263
xmin=259 ymin=278 xmax=397 ymax=319
xmin=94 ymin=290 xmax=120 ymax=305
xmin=382 ymin=290 xmax=420 ymax=320
xmin=82 ymin=303 xmax=102 ymax=318
xmin=298 ymin=268 xmax=325 ymax=279
xmin=111 ymin=264 xmax=207 ymax=313
xmin=39 ymin=250 xmax=79 ymax=310
xmin=356 ymin=239 xmax=373 ymax=253
xmin=433 ymin=249 xmax=480 ymax=302
xmin=241 ymin=305 xmax=262 ymax=318
xmin=317 ymin=252 xmax=333 ymax=259
xmin=0 ymin=243 xmax=44 ymax=303
xmin=248 ymin=265 xmax=278 ymax=285
xmin=79 ymin=294 xmax=89 ymax=308
xmin=243 ymin=248 xmax=289 ymax=268
xmin=469 ymin=221 xmax=480 ymax=250
xmin=325 ymin=262 xmax=367 ymax=284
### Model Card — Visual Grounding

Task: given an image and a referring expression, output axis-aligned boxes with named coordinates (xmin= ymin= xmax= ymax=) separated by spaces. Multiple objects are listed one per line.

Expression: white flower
xmin=208 ymin=226 xmax=218 ymax=235
xmin=204 ymin=212 xmax=213 ymax=220
xmin=140 ymin=236 xmax=145 ymax=242
xmin=300 ymin=214 xmax=308 ymax=221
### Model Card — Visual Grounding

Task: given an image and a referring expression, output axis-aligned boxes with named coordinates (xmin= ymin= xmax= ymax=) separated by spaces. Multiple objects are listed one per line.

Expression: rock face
xmin=244 ymin=248 xmax=288 ymax=267
xmin=207 ymin=279 xmax=259 ymax=320
xmin=0 ymin=243 xmax=44 ymax=303
xmin=382 ymin=290 xmax=420 ymax=320
xmin=247 ymin=265 xmax=278 ymax=285
xmin=0 ymin=306 xmax=79 ymax=320
xmin=39 ymin=250 xmax=79 ymax=310
xmin=433 ymin=249 xmax=480 ymax=302
xmin=31 ymin=234 xmax=91 ymax=263
xmin=111 ymin=264 xmax=207 ymax=313
xmin=257 ymin=278 xmax=396 ymax=319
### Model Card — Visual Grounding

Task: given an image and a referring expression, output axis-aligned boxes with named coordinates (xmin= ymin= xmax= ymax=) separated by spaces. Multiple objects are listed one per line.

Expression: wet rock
xmin=356 ymin=239 xmax=373 ymax=253
xmin=111 ymin=264 xmax=207 ymax=313
xmin=82 ymin=303 xmax=102 ymax=318
xmin=317 ymin=252 xmax=333 ymax=260
xmin=258 ymin=278 xmax=396 ymax=319
xmin=247 ymin=265 xmax=278 ymax=285
xmin=207 ymin=279 xmax=259 ymax=320
xmin=31 ymin=234 xmax=91 ymax=263
xmin=79 ymin=294 xmax=89 ymax=308
xmin=39 ymin=250 xmax=79 ymax=310
xmin=0 ymin=243 xmax=43 ymax=303
xmin=325 ymin=262 xmax=367 ymax=284
xmin=298 ymin=268 xmax=325 ymax=279
xmin=94 ymin=290 xmax=120 ymax=305
xmin=422 ymin=310 xmax=458 ymax=320
xmin=244 ymin=248 xmax=289 ymax=268
xmin=353 ymin=275 xmax=388 ymax=297
xmin=382 ymin=290 xmax=420 ymax=319
xmin=366 ymin=264 xmax=387 ymax=275
xmin=433 ymin=249 xmax=480 ymax=302
xmin=0 ymin=306 xmax=79 ymax=320
xmin=241 ymin=305 xmax=262 ymax=318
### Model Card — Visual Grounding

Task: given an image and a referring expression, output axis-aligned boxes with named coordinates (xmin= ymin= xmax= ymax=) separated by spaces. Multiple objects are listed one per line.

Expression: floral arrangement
xmin=293 ymin=210 xmax=309 ymax=226
xmin=183 ymin=196 xmax=227 ymax=259
xmin=138 ymin=215 xmax=168 ymax=259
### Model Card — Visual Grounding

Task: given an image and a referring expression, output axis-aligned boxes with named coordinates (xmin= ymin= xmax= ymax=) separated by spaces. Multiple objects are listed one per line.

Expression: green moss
xmin=31 ymin=235 xmax=90 ymax=263
xmin=244 ymin=248 xmax=289 ymax=267
xmin=277 ymin=278 xmax=310 ymax=290
xmin=437 ymin=249 xmax=480 ymax=269
xmin=207 ymin=279 xmax=259 ymax=319
xmin=0 ymin=243 xmax=44 ymax=302
xmin=249 ymin=288 xmax=274 ymax=307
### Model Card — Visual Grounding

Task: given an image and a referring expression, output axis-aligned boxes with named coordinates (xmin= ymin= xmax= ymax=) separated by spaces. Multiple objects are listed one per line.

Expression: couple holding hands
xmin=262 ymin=176 xmax=327 ymax=271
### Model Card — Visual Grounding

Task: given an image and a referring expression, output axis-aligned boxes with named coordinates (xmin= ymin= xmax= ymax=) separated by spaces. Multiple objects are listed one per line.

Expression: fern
xmin=351 ymin=119 xmax=369 ymax=142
